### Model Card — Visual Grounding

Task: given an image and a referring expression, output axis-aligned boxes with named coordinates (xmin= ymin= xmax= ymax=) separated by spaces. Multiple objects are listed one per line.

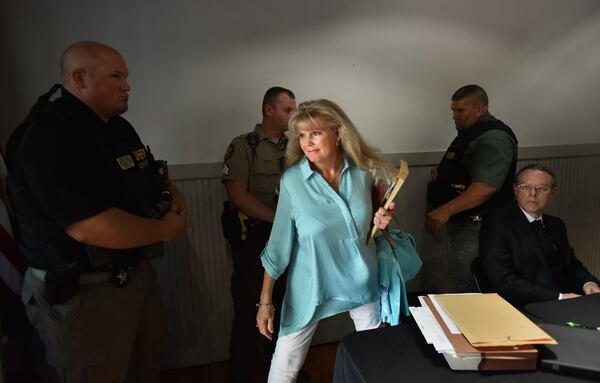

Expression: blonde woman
xmin=256 ymin=99 xmax=396 ymax=382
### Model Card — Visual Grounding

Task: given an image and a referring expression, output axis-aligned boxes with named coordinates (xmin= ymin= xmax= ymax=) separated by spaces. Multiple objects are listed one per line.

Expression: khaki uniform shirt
xmin=222 ymin=124 xmax=287 ymax=211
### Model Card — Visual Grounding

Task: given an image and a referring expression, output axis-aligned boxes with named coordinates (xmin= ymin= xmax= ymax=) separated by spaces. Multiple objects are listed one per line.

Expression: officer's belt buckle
xmin=469 ymin=214 xmax=482 ymax=224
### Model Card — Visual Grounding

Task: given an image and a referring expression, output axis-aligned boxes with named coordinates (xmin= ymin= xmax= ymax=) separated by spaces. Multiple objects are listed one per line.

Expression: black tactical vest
xmin=426 ymin=118 xmax=518 ymax=221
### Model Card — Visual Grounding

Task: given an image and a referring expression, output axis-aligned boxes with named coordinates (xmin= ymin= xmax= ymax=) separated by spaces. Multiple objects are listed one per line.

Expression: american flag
xmin=0 ymin=149 xmax=24 ymax=297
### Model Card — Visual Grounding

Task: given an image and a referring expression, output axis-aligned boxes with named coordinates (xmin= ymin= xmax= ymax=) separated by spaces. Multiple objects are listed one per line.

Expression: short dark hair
xmin=262 ymin=86 xmax=295 ymax=112
xmin=515 ymin=164 xmax=556 ymax=188
xmin=451 ymin=84 xmax=488 ymax=106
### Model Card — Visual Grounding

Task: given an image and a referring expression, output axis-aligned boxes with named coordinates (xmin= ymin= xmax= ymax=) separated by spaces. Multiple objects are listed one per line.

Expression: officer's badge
xmin=113 ymin=269 xmax=129 ymax=287
xmin=224 ymin=144 xmax=235 ymax=161
xmin=116 ymin=155 xmax=135 ymax=170
xmin=445 ymin=152 xmax=456 ymax=160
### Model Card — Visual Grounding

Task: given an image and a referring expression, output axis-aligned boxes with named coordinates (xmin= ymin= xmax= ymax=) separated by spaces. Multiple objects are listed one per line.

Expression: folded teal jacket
xmin=376 ymin=229 xmax=422 ymax=325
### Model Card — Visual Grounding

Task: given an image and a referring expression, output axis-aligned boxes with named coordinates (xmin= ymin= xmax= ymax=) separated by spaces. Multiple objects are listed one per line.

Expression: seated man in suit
xmin=480 ymin=164 xmax=600 ymax=307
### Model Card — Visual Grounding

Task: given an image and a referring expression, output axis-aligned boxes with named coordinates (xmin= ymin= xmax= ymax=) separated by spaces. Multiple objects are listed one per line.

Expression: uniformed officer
xmin=222 ymin=86 xmax=296 ymax=382
xmin=426 ymin=84 xmax=518 ymax=293
xmin=6 ymin=41 xmax=189 ymax=383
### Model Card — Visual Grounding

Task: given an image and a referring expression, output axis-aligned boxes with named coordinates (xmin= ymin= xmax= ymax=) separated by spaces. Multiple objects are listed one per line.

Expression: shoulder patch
xmin=222 ymin=164 xmax=230 ymax=176
xmin=224 ymin=144 xmax=235 ymax=161
xmin=116 ymin=155 xmax=135 ymax=170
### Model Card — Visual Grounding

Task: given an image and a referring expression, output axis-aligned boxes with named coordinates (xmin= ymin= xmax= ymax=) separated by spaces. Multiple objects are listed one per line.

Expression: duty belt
xmin=449 ymin=213 xmax=483 ymax=224
xmin=30 ymin=265 xmax=134 ymax=287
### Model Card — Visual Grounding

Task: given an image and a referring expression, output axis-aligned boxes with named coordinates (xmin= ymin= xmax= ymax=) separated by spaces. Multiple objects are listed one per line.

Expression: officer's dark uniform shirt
xmin=221 ymin=124 xmax=287 ymax=211
xmin=8 ymin=89 xmax=157 ymax=270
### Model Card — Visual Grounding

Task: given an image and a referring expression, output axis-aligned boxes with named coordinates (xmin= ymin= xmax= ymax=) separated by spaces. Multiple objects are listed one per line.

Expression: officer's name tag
xmin=116 ymin=155 xmax=135 ymax=170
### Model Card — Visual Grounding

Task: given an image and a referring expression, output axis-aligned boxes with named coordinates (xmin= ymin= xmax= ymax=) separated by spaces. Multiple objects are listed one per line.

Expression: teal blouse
xmin=261 ymin=157 xmax=379 ymax=336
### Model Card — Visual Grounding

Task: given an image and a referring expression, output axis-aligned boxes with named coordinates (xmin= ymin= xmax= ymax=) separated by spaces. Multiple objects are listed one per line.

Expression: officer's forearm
xmin=440 ymin=181 xmax=497 ymax=217
xmin=225 ymin=181 xmax=276 ymax=222
xmin=65 ymin=207 xmax=183 ymax=249
xmin=236 ymin=197 xmax=275 ymax=223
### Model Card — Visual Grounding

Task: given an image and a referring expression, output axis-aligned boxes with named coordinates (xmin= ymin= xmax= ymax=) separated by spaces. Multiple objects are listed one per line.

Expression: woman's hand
xmin=256 ymin=303 xmax=275 ymax=340
xmin=373 ymin=201 xmax=395 ymax=230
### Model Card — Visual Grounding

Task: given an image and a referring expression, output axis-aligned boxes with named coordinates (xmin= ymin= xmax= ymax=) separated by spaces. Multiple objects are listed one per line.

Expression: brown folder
xmin=366 ymin=160 xmax=409 ymax=247
xmin=421 ymin=296 xmax=537 ymax=370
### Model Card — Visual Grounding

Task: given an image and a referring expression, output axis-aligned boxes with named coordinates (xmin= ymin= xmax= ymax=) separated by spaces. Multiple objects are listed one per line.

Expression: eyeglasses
xmin=515 ymin=183 xmax=552 ymax=193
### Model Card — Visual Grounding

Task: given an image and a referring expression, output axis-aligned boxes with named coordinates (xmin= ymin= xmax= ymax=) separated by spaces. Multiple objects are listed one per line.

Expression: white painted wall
xmin=2 ymin=0 xmax=600 ymax=164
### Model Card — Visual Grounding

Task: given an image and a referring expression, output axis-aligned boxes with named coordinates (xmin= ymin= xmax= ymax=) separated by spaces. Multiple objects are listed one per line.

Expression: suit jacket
xmin=479 ymin=202 xmax=599 ymax=307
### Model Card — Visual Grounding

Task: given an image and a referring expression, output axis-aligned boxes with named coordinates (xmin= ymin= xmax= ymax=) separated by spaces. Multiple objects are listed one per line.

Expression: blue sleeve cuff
xmin=261 ymin=248 xmax=283 ymax=280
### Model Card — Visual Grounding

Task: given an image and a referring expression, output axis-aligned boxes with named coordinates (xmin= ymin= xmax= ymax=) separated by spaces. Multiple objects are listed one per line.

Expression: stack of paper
xmin=409 ymin=305 xmax=453 ymax=353
xmin=409 ymin=293 xmax=555 ymax=371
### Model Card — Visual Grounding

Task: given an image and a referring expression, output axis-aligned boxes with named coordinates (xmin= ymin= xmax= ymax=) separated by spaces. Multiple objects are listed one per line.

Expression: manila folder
xmin=435 ymin=293 xmax=557 ymax=347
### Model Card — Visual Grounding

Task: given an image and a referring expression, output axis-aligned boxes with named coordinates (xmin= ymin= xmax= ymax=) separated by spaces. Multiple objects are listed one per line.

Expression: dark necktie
xmin=531 ymin=220 xmax=554 ymax=253
xmin=531 ymin=219 xmax=565 ymax=288
xmin=531 ymin=220 xmax=545 ymax=234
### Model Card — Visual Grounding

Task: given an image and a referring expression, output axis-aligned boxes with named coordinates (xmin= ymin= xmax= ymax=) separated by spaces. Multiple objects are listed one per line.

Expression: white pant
xmin=267 ymin=301 xmax=380 ymax=383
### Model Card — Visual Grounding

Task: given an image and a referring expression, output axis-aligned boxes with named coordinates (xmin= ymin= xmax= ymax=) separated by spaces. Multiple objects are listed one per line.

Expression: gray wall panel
xmin=154 ymin=178 xmax=233 ymax=367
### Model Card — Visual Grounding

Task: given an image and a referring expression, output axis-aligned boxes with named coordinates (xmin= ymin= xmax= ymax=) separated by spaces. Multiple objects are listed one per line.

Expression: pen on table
xmin=565 ymin=321 xmax=600 ymax=331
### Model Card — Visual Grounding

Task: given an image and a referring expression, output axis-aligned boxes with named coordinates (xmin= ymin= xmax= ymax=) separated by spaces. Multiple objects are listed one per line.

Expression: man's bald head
xmin=60 ymin=41 xmax=119 ymax=85
xmin=60 ymin=41 xmax=130 ymax=121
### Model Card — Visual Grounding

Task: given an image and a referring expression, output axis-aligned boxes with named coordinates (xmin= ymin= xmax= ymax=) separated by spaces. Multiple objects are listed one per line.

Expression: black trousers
xmin=227 ymin=235 xmax=287 ymax=382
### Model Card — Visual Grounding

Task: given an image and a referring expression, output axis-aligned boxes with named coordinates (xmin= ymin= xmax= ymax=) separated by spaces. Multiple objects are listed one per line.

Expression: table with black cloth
xmin=523 ymin=293 xmax=600 ymax=328
xmin=333 ymin=320 xmax=595 ymax=383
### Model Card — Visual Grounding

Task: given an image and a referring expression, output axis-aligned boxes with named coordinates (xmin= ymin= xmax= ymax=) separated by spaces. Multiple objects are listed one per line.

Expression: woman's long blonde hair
xmin=286 ymin=99 xmax=395 ymax=187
